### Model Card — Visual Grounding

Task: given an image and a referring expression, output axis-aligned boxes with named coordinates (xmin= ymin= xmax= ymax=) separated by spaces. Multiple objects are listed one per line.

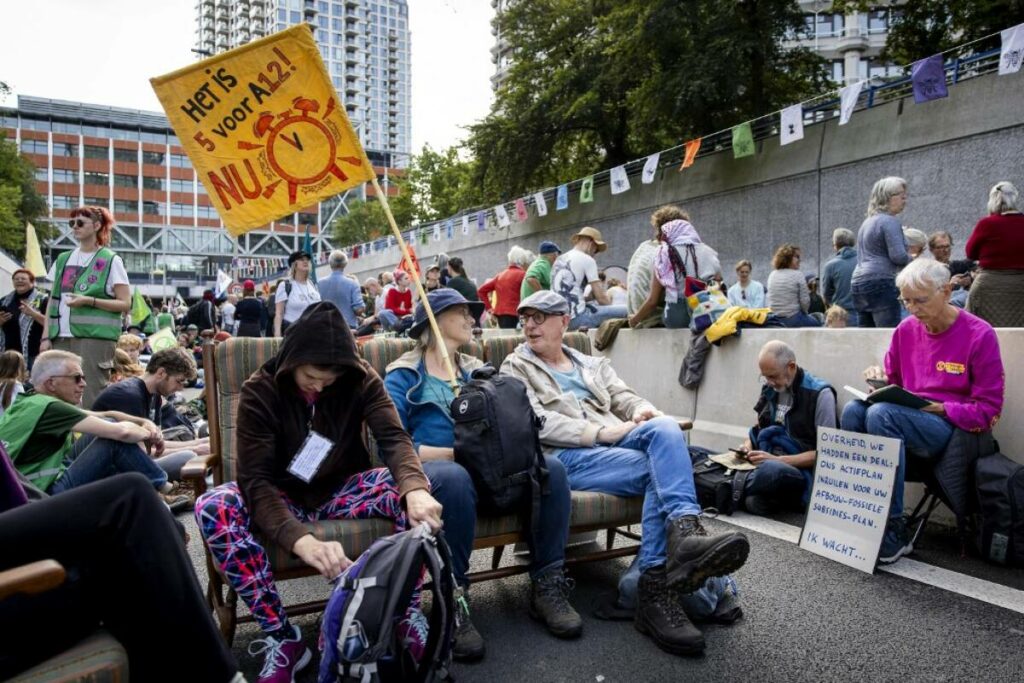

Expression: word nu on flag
xmin=150 ymin=25 xmax=374 ymax=237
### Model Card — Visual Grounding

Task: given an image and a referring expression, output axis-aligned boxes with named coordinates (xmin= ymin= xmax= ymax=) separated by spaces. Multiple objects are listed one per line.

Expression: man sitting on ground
xmin=0 ymin=350 xmax=171 ymax=495
xmin=736 ymin=340 xmax=836 ymax=515
xmin=501 ymin=290 xmax=749 ymax=657
xmin=92 ymin=347 xmax=210 ymax=488
xmin=841 ymin=258 xmax=1004 ymax=564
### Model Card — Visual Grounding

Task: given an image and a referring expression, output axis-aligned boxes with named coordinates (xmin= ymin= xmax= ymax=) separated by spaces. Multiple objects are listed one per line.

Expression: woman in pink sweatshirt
xmin=841 ymin=258 xmax=1004 ymax=565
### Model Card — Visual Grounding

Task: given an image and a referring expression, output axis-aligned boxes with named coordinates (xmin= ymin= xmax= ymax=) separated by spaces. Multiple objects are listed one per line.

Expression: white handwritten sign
xmin=799 ymin=426 xmax=899 ymax=573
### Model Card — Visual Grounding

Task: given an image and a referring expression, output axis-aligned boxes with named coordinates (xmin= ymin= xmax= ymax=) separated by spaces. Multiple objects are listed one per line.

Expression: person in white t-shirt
xmin=41 ymin=206 xmax=131 ymax=407
xmin=727 ymin=260 xmax=766 ymax=309
xmin=220 ymin=295 xmax=237 ymax=334
xmin=274 ymin=251 xmax=321 ymax=337
xmin=551 ymin=227 xmax=627 ymax=330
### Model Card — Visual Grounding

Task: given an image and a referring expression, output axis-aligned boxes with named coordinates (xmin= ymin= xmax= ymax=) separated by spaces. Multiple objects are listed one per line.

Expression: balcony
xmin=303 ymin=0 xmax=317 ymax=15
xmin=836 ymin=27 xmax=870 ymax=54
xmin=216 ymin=22 xmax=229 ymax=34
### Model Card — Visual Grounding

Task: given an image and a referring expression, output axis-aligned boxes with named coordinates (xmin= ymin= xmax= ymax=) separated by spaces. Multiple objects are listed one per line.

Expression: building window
xmin=142 ymin=176 xmax=164 ymax=191
xmin=20 ymin=139 xmax=50 ymax=155
xmin=831 ymin=60 xmax=845 ymax=83
xmin=83 ymin=171 xmax=109 ymax=186
xmin=170 ymin=202 xmax=193 ymax=218
xmin=169 ymin=178 xmax=193 ymax=193
xmin=52 ymin=196 xmax=79 ymax=210
xmin=114 ymin=173 xmax=139 ymax=189
xmin=142 ymin=151 xmax=165 ymax=166
xmin=143 ymin=201 xmax=164 ymax=216
xmin=83 ymin=144 xmax=108 ymax=160
xmin=51 ymin=121 xmax=81 ymax=135
xmin=34 ymin=167 xmax=49 ymax=182
xmin=168 ymin=153 xmax=192 ymax=169
xmin=52 ymin=169 xmax=78 ymax=184
xmin=113 ymin=147 xmax=138 ymax=163
xmin=140 ymin=130 xmax=167 ymax=144
xmin=81 ymin=124 xmax=110 ymax=138
xmin=114 ymin=199 xmax=139 ymax=214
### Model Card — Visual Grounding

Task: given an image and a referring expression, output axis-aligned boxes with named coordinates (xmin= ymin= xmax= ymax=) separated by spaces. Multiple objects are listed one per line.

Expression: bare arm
xmin=274 ymin=300 xmax=285 ymax=337
xmin=589 ymin=280 xmax=611 ymax=306
xmin=628 ymin=277 xmax=664 ymax=327
xmin=71 ymin=415 xmax=150 ymax=444
xmin=524 ymin=276 xmax=543 ymax=295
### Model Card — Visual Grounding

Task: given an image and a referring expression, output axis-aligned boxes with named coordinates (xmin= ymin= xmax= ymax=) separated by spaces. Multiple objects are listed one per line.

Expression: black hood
xmin=263 ymin=301 xmax=365 ymax=388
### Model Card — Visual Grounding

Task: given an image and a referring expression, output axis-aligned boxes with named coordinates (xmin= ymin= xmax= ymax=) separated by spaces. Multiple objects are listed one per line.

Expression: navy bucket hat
xmin=408 ymin=288 xmax=484 ymax=338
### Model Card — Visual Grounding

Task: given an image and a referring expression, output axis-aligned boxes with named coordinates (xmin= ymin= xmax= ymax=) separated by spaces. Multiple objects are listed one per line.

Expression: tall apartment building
xmin=0 ymin=95 xmax=399 ymax=290
xmin=490 ymin=2 xmax=904 ymax=91
xmin=195 ymin=0 xmax=411 ymax=163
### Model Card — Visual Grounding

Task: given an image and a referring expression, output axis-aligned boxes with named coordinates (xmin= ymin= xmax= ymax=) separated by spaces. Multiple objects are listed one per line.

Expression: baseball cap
xmin=539 ymin=241 xmax=561 ymax=255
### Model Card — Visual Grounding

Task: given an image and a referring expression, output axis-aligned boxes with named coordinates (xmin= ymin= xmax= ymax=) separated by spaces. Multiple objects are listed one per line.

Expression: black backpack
xmin=688 ymin=445 xmax=749 ymax=515
xmin=974 ymin=452 xmax=1024 ymax=567
xmin=318 ymin=525 xmax=456 ymax=683
xmin=185 ymin=300 xmax=204 ymax=328
xmin=450 ymin=366 xmax=549 ymax=531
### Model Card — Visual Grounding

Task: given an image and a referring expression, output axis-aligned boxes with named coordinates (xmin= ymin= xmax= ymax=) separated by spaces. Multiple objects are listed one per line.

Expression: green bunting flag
xmin=732 ymin=122 xmax=755 ymax=158
xmin=130 ymin=288 xmax=157 ymax=335
xmin=580 ymin=176 xmax=594 ymax=203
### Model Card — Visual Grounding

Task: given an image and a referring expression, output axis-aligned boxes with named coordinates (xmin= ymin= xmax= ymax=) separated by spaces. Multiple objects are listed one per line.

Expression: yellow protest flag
xmin=148 ymin=327 xmax=178 ymax=353
xmin=150 ymin=25 xmax=374 ymax=237
xmin=25 ymin=222 xmax=46 ymax=278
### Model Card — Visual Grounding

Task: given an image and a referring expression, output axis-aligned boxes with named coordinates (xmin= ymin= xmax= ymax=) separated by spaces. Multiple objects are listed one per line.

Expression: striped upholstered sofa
xmin=186 ymin=332 xmax=643 ymax=643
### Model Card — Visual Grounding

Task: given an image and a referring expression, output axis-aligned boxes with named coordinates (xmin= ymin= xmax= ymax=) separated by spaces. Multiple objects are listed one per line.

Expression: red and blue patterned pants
xmin=195 ymin=468 xmax=408 ymax=634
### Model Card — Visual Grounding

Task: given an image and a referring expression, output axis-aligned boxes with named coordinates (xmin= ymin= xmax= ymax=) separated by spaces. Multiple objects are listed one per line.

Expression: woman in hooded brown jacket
xmin=195 ymin=301 xmax=442 ymax=682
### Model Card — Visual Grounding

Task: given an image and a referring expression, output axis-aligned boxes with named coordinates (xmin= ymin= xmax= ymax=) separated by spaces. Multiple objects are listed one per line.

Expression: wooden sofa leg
xmin=217 ymin=588 xmax=239 ymax=645
xmin=606 ymin=528 xmax=616 ymax=550
xmin=491 ymin=545 xmax=505 ymax=570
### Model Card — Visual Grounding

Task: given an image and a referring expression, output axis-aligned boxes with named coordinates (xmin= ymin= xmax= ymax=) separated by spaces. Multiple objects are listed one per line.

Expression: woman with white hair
xmin=477 ymin=245 xmax=534 ymax=328
xmin=902 ymin=227 xmax=929 ymax=259
xmin=965 ymin=181 xmax=1024 ymax=326
xmin=841 ymin=258 xmax=1004 ymax=565
xmin=851 ymin=177 xmax=911 ymax=327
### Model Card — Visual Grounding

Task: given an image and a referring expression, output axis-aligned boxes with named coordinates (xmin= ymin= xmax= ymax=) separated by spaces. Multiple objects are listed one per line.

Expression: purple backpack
xmin=318 ymin=525 xmax=456 ymax=683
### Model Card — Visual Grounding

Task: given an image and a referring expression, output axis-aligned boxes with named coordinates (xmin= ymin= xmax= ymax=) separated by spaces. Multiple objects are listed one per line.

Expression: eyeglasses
xmin=519 ymin=311 xmax=551 ymax=326
xmin=52 ymin=373 xmax=86 ymax=384
xmin=68 ymin=218 xmax=93 ymax=228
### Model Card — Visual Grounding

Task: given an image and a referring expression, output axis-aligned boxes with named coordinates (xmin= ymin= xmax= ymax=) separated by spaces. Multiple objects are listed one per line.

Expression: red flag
xmin=514 ymin=198 xmax=529 ymax=222
xmin=680 ymin=138 xmax=702 ymax=170
xmin=399 ymin=245 xmax=421 ymax=282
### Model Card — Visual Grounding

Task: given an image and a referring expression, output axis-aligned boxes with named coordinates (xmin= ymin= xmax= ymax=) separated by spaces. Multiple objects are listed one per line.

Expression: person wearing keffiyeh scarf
xmin=654 ymin=219 xmax=706 ymax=305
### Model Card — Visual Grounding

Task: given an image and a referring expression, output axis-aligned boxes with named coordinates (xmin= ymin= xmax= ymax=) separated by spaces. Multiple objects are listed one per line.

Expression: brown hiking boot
xmin=528 ymin=567 xmax=583 ymax=639
xmin=665 ymin=515 xmax=749 ymax=591
xmin=635 ymin=566 xmax=705 ymax=656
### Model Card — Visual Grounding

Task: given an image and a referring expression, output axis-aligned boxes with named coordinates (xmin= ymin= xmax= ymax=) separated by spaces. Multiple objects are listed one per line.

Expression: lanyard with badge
xmin=286 ymin=401 xmax=336 ymax=483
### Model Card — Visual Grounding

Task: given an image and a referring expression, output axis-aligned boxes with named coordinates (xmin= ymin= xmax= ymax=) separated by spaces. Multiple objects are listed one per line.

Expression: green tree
xmin=401 ymin=144 xmax=482 ymax=222
xmin=0 ymin=130 xmax=49 ymax=257
xmin=331 ymin=188 xmax=415 ymax=247
xmin=466 ymin=0 xmax=828 ymax=201
xmin=834 ymin=1 xmax=1024 ymax=64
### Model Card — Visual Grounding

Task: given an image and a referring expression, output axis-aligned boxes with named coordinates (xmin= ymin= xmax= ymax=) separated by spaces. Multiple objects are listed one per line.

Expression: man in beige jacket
xmin=501 ymin=290 xmax=750 ymax=658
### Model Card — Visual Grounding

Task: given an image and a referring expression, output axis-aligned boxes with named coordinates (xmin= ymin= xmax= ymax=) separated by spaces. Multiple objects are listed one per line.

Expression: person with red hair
xmin=41 ymin=206 xmax=131 ymax=407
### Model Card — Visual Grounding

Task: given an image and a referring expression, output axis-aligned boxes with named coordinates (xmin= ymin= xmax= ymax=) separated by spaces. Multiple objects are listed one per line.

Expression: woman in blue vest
xmin=41 ymin=206 xmax=131 ymax=408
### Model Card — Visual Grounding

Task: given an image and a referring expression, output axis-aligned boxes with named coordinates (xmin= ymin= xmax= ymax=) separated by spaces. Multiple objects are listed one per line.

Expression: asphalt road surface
xmin=180 ymin=508 xmax=1024 ymax=682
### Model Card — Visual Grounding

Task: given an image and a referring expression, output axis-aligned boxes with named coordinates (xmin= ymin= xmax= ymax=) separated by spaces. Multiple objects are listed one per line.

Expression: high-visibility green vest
xmin=47 ymin=247 xmax=123 ymax=341
xmin=0 ymin=393 xmax=74 ymax=491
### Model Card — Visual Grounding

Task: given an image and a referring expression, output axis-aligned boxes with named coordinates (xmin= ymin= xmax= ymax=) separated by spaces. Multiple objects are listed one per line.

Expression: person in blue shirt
xmin=383 ymin=289 xmax=579 ymax=663
xmin=316 ymin=250 xmax=365 ymax=329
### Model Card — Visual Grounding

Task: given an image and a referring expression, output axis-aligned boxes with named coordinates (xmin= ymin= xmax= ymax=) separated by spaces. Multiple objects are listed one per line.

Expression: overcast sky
xmin=0 ymin=0 xmax=494 ymax=152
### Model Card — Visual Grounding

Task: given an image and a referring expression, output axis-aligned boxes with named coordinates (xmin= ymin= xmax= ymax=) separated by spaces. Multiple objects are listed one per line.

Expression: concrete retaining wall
xmin=340 ymin=70 xmax=1024 ymax=288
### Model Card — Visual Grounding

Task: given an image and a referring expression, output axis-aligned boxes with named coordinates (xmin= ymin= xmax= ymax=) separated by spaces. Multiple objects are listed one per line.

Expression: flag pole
xmin=366 ymin=174 xmax=459 ymax=392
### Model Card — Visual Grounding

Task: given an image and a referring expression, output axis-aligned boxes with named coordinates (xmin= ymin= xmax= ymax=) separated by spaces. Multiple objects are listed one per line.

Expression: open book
xmin=843 ymin=384 xmax=931 ymax=410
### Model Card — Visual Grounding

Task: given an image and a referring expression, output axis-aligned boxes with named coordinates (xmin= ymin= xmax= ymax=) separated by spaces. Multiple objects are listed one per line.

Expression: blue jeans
xmin=840 ymin=400 xmax=954 ymax=519
xmin=558 ymin=416 xmax=701 ymax=572
xmin=422 ymin=457 xmax=570 ymax=586
xmin=50 ymin=435 xmax=169 ymax=495
xmin=852 ymin=278 xmax=902 ymax=328
xmin=568 ymin=304 xmax=628 ymax=331
xmin=377 ymin=309 xmax=398 ymax=329
xmin=744 ymin=460 xmax=811 ymax=511
xmin=617 ymin=554 xmax=738 ymax=617
xmin=775 ymin=312 xmax=822 ymax=328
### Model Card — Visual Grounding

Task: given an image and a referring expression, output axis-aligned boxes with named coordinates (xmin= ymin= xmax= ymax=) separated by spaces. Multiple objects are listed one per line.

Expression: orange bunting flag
xmin=680 ymin=138 xmax=702 ymax=170
xmin=399 ymin=245 xmax=421 ymax=282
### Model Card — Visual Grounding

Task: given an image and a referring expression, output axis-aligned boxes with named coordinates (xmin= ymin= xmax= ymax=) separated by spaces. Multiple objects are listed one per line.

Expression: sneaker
xmin=635 ymin=566 xmax=705 ymax=656
xmin=528 ymin=567 xmax=583 ymax=639
xmin=452 ymin=586 xmax=486 ymax=662
xmin=665 ymin=515 xmax=750 ymax=592
xmin=397 ymin=605 xmax=429 ymax=663
xmin=878 ymin=517 xmax=913 ymax=565
xmin=248 ymin=624 xmax=311 ymax=683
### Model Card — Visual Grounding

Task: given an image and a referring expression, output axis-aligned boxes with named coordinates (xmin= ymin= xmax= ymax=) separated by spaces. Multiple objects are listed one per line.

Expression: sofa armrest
xmin=181 ymin=453 xmax=219 ymax=495
xmin=0 ymin=560 xmax=66 ymax=601
xmin=665 ymin=415 xmax=693 ymax=431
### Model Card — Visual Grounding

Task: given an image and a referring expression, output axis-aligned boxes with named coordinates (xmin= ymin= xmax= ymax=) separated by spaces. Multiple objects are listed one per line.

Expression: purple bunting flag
xmin=911 ymin=55 xmax=948 ymax=103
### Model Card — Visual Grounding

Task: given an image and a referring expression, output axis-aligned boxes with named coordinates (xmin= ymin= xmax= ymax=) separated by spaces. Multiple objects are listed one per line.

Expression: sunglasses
xmin=68 ymin=218 xmax=94 ymax=228
xmin=52 ymin=373 xmax=87 ymax=384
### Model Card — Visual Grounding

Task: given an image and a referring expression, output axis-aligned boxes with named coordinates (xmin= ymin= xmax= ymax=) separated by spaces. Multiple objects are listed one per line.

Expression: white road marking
xmin=716 ymin=511 xmax=1024 ymax=616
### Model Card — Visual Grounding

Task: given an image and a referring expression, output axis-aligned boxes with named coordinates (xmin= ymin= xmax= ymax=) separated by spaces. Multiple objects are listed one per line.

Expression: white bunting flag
xmin=610 ymin=165 xmax=631 ymax=194
xmin=534 ymin=191 xmax=548 ymax=217
xmin=433 ymin=223 xmax=441 ymax=241
xmin=1000 ymin=23 xmax=1024 ymax=75
xmin=462 ymin=215 xmax=470 ymax=235
xmin=780 ymin=104 xmax=804 ymax=146
xmin=839 ymin=81 xmax=864 ymax=125
xmin=494 ymin=204 xmax=511 ymax=228
xmin=641 ymin=153 xmax=660 ymax=184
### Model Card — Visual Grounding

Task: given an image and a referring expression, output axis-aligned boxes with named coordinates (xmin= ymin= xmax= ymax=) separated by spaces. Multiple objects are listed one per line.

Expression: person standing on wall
xmin=40 ymin=206 xmax=131 ymax=408
xmin=274 ymin=251 xmax=321 ymax=337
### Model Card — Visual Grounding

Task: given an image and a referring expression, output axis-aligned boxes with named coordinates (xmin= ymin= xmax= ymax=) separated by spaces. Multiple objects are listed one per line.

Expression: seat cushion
xmin=10 ymin=630 xmax=128 ymax=683
xmin=265 ymin=517 xmax=398 ymax=573
xmin=360 ymin=337 xmax=417 ymax=378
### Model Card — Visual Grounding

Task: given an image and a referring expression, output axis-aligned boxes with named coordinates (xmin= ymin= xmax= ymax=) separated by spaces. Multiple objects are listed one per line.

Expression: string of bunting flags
xmin=341 ymin=24 xmax=1023 ymax=262
xmin=230 ymin=251 xmax=330 ymax=279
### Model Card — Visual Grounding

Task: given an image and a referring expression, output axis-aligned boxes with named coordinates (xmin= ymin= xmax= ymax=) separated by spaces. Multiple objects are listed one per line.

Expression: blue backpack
xmin=318 ymin=525 xmax=456 ymax=683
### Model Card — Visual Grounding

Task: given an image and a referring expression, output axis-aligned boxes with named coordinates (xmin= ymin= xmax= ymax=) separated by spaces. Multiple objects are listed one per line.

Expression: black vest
xmin=754 ymin=367 xmax=836 ymax=452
